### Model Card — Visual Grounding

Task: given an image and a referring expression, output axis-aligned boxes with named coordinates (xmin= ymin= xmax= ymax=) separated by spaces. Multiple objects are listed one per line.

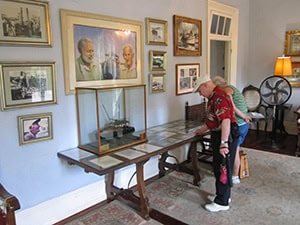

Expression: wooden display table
xmin=57 ymin=120 xmax=204 ymax=219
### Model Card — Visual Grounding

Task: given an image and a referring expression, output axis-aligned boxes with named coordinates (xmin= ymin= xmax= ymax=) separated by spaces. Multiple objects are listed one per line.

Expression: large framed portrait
xmin=285 ymin=30 xmax=300 ymax=56
xmin=0 ymin=62 xmax=57 ymax=110
xmin=176 ymin=63 xmax=200 ymax=95
xmin=60 ymin=9 xmax=144 ymax=94
xmin=146 ymin=17 xmax=168 ymax=46
xmin=173 ymin=15 xmax=202 ymax=56
xmin=17 ymin=112 xmax=53 ymax=145
xmin=0 ymin=0 xmax=52 ymax=46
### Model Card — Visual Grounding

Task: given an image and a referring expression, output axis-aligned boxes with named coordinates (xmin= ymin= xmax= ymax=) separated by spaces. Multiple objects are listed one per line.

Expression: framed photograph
xmin=146 ymin=17 xmax=168 ymax=45
xmin=0 ymin=62 xmax=57 ymax=110
xmin=282 ymin=61 xmax=300 ymax=87
xmin=0 ymin=0 xmax=52 ymax=46
xmin=150 ymin=73 xmax=166 ymax=93
xmin=60 ymin=9 xmax=144 ymax=94
xmin=176 ymin=63 xmax=200 ymax=95
xmin=149 ymin=50 xmax=167 ymax=71
xmin=173 ymin=15 xmax=202 ymax=56
xmin=17 ymin=112 xmax=53 ymax=145
xmin=285 ymin=30 xmax=300 ymax=56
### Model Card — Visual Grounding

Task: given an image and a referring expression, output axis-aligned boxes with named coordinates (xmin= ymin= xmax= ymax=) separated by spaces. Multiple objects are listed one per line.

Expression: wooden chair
xmin=242 ymin=85 xmax=270 ymax=133
xmin=185 ymin=101 xmax=213 ymax=164
xmin=0 ymin=183 xmax=20 ymax=225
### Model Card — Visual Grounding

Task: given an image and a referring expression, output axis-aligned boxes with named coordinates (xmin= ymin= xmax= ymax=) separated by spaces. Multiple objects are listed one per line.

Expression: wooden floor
xmin=241 ymin=129 xmax=298 ymax=156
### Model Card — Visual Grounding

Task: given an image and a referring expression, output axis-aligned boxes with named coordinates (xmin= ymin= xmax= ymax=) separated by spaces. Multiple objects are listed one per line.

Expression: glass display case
xmin=75 ymin=84 xmax=147 ymax=155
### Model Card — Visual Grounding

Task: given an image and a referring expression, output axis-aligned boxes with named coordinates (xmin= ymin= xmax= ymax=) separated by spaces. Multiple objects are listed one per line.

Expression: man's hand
xmin=195 ymin=125 xmax=208 ymax=136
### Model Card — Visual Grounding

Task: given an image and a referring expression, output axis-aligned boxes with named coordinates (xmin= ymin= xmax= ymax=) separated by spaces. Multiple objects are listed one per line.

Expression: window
xmin=210 ymin=13 xmax=231 ymax=36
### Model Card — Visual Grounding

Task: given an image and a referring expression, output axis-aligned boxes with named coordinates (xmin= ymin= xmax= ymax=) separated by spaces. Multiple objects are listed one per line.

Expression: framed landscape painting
xmin=173 ymin=15 xmax=202 ymax=56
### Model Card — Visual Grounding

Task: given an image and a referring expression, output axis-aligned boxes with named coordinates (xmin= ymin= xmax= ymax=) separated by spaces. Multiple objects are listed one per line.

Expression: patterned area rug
xmin=146 ymin=148 xmax=300 ymax=225
xmin=64 ymin=148 xmax=300 ymax=225
xmin=63 ymin=200 xmax=161 ymax=225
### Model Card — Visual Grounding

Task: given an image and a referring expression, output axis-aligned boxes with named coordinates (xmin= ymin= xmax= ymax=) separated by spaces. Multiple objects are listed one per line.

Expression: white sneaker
xmin=205 ymin=202 xmax=229 ymax=212
xmin=232 ymin=176 xmax=240 ymax=184
xmin=207 ymin=195 xmax=231 ymax=203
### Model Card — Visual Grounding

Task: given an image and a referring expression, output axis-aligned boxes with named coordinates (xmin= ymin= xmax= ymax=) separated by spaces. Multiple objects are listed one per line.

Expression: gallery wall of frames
xmin=0 ymin=0 xmax=204 ymax=146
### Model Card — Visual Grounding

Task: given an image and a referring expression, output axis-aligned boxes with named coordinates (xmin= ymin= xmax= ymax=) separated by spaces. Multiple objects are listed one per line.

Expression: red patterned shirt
xmin=206 ymin=86 xmax=236 ymax=130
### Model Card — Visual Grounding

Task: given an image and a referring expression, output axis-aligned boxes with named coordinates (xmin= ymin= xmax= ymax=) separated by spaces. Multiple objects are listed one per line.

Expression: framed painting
xmin=0 ymin=0 xmax=52 ymax=46
xmin=0 ymin=62 xmax=57 ymax=110
xmin=18 ymin=112 xmax=53 ymax=145
xmin=149 ymin=50 xmax=167 ymax=71
xmin=146 ymin=17 xmax=168 ymax=45
xmin=176 ymin=63 xmax=200 ymax=95
xmin=173 ymin=15 xmax=202 ymax=56
xmin=285 ymin=30 xmax=300 ymax=56
xmin=60 ymin=9 xmax=144 ymax=94
xmin=282 ymin=61 xmax=300 ymax=87
xmin=150 ymin=73 xmax=166 ymax=93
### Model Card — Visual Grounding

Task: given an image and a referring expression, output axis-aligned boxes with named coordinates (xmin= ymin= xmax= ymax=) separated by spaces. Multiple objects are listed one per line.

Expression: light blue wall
xmin=0 ymin=0 xmax=208 ymax=210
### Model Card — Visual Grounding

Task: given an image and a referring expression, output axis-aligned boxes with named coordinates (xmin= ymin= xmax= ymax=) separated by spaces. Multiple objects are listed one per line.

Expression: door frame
xmin=207 ymin=0 xmax=239 ymax=85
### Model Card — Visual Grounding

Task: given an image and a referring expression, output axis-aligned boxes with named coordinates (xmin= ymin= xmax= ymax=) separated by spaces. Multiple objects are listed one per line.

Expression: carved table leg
xmin=105 ymin=172 xmax=115 ymax=201
xmin=136 ymin=161 xmax=150 ymax=220
xmin=190 ymin=140 xmax=201 ymax=185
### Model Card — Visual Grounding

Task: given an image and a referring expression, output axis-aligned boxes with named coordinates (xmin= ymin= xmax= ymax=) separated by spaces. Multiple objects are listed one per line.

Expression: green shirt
xmin=228 ymin=85 xmax=248 ymax=126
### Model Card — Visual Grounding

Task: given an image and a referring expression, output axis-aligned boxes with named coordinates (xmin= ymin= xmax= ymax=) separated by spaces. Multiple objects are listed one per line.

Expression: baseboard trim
xmin=15 ymin=156 xmax=160 ymax=225
xmin=16 ymin=180 xmax=106 ymax=225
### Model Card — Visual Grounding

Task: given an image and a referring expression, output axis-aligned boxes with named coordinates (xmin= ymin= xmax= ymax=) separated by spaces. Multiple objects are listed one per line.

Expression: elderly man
xmin=119 ymin=44 xmax=137 ymax=79
xmin=75 ymin=37 xmax=103 ymax=81
xmin=24 ymin=119 xmax=41 ymax=141
xmin=192 ymin=75 xmax=239 ymax=212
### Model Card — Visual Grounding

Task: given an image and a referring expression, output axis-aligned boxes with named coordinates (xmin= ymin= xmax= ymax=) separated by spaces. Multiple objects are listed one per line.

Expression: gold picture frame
xmin=149 ymin=50 xmax=167 ymax=71
xmin=285 ymin=30 xmax=300 ymax=56
xmin=282 ymin=61 xmax=300 ymax=87
xmin=0 ymin=62 xmax=57 ymax=110
xmin=173 ymin=15 xmax=202 ymax=56
xmin=60 ymin=9 xmax=144 ymax=94
xmin=150 ymin=73 xmax=166 ymax=93
xmin=18 ymin=112 xmax=53 ymax=145
xmin=176 ymin=63 xmax=200 ymax=95
xmin=0 ymin=0 xmax=52 ymax=46
xmin=146 ymin=17 xmax=168 ymax=45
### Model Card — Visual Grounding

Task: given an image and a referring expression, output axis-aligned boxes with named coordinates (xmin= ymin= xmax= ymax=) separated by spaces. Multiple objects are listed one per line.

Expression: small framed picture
xmin=146 ymin=17 xmax=168 ymax=45
xmin=285 ymin=30 xmax=300 ymax=56
xmin=173 ymin=15 xmax=202 ymax=56
xmin=282 ymin=61 xmax=300 ymax=87
xmin=0 ymin=62 xmax=57 ymax=110
xmin=150 ymin=73 xmax=166 ymax=93
xmin=149 ymin=50 xmax=167 ymax=71
xmin=18 ymin=112 xmax=53 ymax=145
xmin=176 ymin=63 xmax=200 ymax=95
xmin=0 ymin=0 xmax=52 ymax=46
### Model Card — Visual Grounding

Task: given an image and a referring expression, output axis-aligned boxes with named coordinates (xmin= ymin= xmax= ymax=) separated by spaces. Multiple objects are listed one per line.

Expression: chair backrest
xmin=0 ymin=183 xmax=20 ymax=225
xmin=185 ymin=101 xmax=207 ymax=122
xmin=242 ymin=85 xmax=262 ymax=112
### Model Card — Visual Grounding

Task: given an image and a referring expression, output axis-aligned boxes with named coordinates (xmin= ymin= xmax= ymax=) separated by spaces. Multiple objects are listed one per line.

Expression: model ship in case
xmin=75 ymin=84 xmax=147 ymax=155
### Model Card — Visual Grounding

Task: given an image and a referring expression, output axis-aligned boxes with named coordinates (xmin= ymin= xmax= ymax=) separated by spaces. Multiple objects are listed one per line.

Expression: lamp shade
xmin=274 ymin=56 xmax=292 ymax=76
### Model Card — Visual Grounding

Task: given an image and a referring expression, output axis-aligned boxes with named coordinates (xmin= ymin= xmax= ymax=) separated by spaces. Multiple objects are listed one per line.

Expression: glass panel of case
xmin=76 ymin=84 xmax=147 ymax=155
